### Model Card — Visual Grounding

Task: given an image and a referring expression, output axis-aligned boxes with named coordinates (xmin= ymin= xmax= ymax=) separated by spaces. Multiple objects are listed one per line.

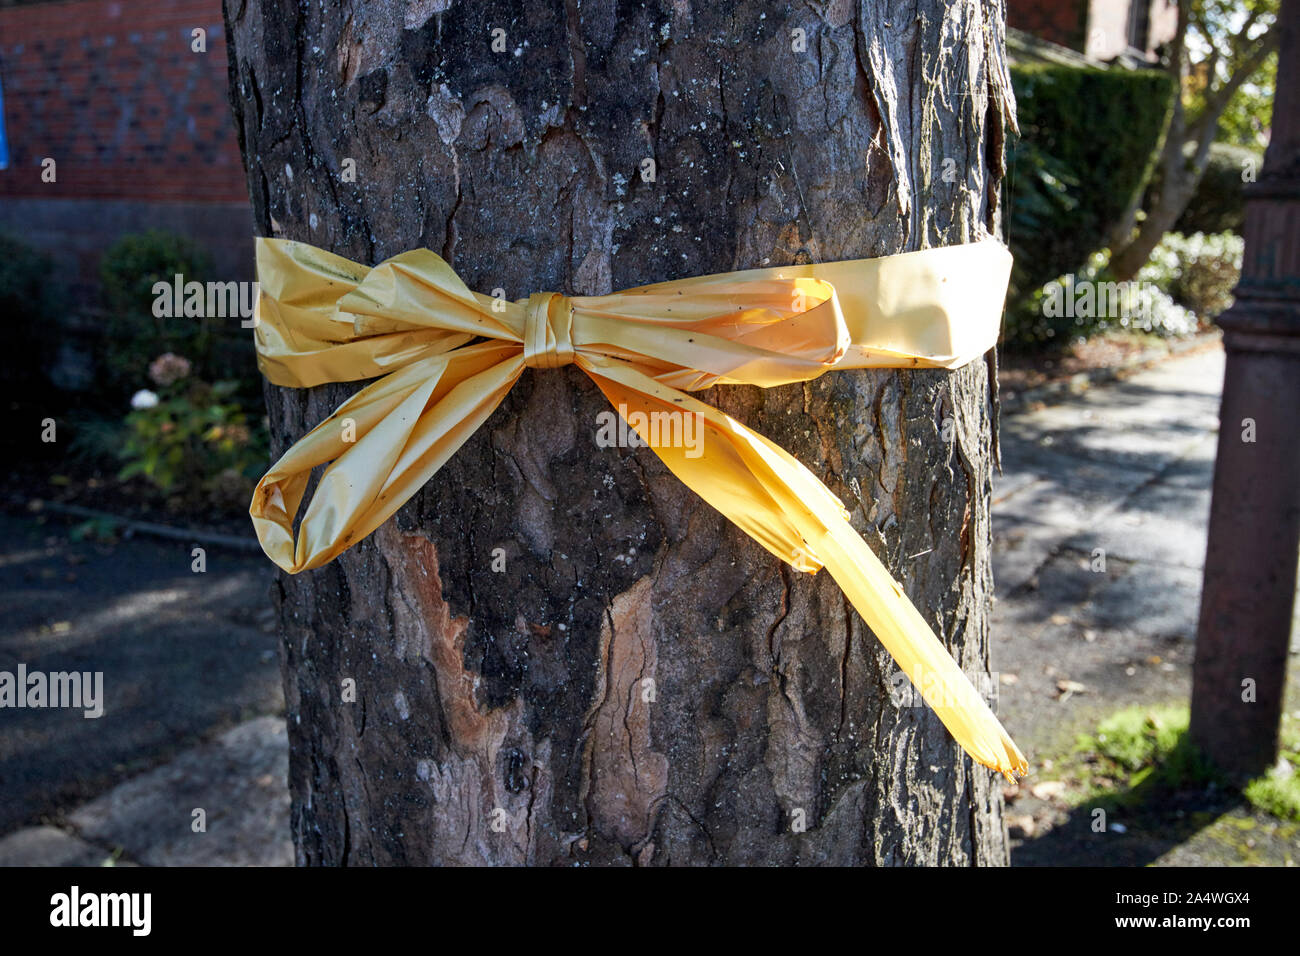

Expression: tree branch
xmin=1202 ymin=28 xmax=1279 ymax=122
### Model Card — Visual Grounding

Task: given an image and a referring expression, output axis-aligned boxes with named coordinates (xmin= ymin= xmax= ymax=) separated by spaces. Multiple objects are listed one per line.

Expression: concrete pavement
xmin=991 ymin=346 xmax=1234 ymax=752
xmin=0 ymin=511 xmax=285 ymax=863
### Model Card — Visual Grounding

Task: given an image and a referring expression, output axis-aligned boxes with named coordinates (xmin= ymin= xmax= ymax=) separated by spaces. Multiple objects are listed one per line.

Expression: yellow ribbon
xmin=250 ymin=236 xmax=1028 ymax=779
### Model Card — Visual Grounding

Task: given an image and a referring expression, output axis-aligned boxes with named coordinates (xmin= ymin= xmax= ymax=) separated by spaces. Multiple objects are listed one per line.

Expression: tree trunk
xmin=224 ymin=0 xmax=1015 ymax=866
xmin=1109 ymin=103 xmax=1214 ymax=282
xmin=1109 ymin=146 xmax=1196 ymax=282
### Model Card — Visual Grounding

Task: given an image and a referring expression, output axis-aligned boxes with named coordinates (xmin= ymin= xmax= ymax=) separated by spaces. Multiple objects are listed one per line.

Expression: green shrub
xmin=0 ymin=234 xmax=65 ymax=396
xmin=1006 ymin=248 xmax=1198 ymax=349
xmin=1006 ymin=62 xmax=1175 ymax=333
xmin=119 ymin=371 xmax=268 ymax=510
xmin=99 ymin=231 xmax=215 ymax=398
xmin=1139 ymin=231 xmax=1243 ymax=319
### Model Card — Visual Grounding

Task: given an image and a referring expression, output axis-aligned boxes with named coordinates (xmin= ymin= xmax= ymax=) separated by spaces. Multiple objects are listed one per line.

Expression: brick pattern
xmin=0 ymin=0 xmax=247 ymax=202
xmin=1011 ymin=0 xmax=1177 ymax=61
xmin=1008 ymin=0 xmax=1088 ymax=51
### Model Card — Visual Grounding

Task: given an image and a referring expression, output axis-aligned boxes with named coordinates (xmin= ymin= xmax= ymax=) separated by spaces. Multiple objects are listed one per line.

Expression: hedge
xmin=1005 ymin=60 xmax=1175 ymax=340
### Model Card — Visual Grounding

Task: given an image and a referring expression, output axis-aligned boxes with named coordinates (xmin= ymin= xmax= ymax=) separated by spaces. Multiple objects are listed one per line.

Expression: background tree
xmin=1109 ymin=0 xmax=1279 ymax=280
xmin=224 ymin=0 xmax=1016 ymax=865
xmin=1214 ymin=38 xmax=1278 ymax=146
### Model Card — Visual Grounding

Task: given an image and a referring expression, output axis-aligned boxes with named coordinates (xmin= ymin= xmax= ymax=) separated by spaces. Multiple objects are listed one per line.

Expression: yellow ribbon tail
xmin=581 ymin=355 xmax=1027 ymax=779
xmin=813 ymin=525 xmax=1028 ymax=780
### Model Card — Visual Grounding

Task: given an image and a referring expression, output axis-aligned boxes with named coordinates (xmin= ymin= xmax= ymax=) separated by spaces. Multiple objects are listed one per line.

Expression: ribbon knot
xmin=522 ymin=291 xmax=574 ymax=369
xmin=248 ymin=236 xmax=1026 ymax=778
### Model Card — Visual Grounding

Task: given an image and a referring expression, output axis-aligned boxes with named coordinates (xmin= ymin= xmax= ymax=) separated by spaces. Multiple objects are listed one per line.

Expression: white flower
xmin=131 ymin=389 xmax=159 ymax=410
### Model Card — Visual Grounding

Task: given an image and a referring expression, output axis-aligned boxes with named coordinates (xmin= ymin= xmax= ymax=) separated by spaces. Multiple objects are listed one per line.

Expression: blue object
xmin=0 ymin=66 xmax=9 ymax=171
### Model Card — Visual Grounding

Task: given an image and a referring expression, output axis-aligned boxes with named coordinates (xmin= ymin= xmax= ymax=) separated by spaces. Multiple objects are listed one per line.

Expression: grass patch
xmin=1076 ymin=704 xmax=1220 ymax=794
xmin=1069 ymin=703 xmax=1300 ymax=822
xmin=1242 ymin=709 xmax=1300 ymax=822
xmin=1011 ymin=703 xmax=1300 ymax=864
xmin=1244 ymin=774 xmax=1300 ymax=822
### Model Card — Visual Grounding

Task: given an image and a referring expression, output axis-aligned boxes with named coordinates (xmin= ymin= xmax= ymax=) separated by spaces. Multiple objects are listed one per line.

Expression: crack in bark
xmin=765 ymin=562 xmax=793 ymax=668
xmin=838 ymin=591 xmax=854 ymax=736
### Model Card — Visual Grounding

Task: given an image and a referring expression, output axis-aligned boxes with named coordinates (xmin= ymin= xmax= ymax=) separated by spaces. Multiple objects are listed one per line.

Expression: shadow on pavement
xmin=0 ymin=510 xmax=283 ymax=835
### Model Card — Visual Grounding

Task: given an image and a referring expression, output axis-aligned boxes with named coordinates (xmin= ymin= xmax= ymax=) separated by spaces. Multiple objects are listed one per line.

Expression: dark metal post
xmin=1189 ymin=0 xmax=1300 ymax=776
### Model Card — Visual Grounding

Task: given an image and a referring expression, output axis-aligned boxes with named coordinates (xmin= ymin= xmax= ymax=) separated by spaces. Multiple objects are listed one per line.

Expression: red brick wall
xmin=1008 ymin=0 xmax=1088 ymax=51
xmin=0 ymin=0 xmax=247 ymax=202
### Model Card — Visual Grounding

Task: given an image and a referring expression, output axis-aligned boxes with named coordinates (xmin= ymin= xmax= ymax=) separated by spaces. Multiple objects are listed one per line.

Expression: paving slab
xmin=1065 ymin=478 xmax=1213 ymax=571
xmin=991 ymin=514 xmax=1075 ymax=596
xmin=0 ymin=825 xmax=118 ymax=867
xmin=68 ymin=716 xmax=292 ymax=867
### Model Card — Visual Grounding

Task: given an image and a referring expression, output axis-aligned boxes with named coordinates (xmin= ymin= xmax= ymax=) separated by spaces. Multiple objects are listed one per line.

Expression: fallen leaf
xmin=1031 ymin=781 xmax=1067 ymax=800
xmin=1055 ymin=679 xmax=1088 ymax=701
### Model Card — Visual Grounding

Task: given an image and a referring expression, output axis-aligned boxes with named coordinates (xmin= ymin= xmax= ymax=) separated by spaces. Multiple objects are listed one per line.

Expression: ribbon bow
xmin=250 ymin=236 xmax=1027 ymax=779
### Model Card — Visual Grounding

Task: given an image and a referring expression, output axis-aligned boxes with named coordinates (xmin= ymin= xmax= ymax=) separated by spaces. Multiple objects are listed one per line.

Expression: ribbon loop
xmin=522 ymin=291 xmax=574 ymax=369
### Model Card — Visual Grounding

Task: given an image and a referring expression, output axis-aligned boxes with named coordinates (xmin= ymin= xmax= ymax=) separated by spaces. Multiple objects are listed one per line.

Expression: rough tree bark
xmin=224 ymin=0 xmax=1016 ymax=865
